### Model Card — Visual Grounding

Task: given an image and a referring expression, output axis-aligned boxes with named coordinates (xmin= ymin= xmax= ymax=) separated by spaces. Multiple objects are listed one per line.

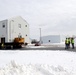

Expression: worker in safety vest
xmin=65 ymin=38 xmax=69 ymax=49
xmin=71 ymin=38 xmax=74 ymax=49
xmin=68 ymin=37 xmax=71 ymax=48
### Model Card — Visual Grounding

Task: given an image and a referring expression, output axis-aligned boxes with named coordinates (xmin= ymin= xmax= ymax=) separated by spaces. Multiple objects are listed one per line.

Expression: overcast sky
xmin=0 ymin=0 xmax=76 ymax=40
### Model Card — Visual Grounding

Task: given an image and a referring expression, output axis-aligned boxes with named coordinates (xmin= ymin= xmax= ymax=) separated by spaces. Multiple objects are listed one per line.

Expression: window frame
xmin=18 ymin=24 xmax=21 ymax=28
xmin=2 ymin=23 xmax=5 ymax=28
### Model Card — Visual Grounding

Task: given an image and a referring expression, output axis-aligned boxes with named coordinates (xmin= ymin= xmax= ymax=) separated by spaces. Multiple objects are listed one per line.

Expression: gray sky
xmin=0 ymin=0 xmax=76 ymax=40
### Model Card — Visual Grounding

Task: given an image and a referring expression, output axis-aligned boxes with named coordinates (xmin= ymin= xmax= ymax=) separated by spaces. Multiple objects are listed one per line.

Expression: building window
xmin=3 ymin=25 xmax=5 ymax=28
xmin=18 ymin=33 xmax=22 ymax=38
xmin=18 ymin=24 xmax=21 ymax=28
xmin=48 ymin=40 xmax=51 ymax=42
xmin=2 ymin=23 xmax=5 ymax=28
xmin=25 ymin=25 xmax=27 ymax=27
xmin=19 ymin=35 xmax=22 ymax=38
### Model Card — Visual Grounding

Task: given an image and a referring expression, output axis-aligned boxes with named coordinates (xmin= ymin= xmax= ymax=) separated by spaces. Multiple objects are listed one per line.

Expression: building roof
xmin=0 ymin=16 xmax=29 ymax=25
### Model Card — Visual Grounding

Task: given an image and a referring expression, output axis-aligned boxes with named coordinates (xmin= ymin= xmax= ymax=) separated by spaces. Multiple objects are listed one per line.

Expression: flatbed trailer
xmin=0 ymin=38 xmax=26 ymax=49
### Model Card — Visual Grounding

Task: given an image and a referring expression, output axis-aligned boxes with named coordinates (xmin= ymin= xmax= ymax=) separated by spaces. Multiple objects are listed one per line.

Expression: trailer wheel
xmin=11 ymin=46 xmax=13 ymax=49
xmin=25 ymin=43 xmax=28 ymax=46
xmin=1 ymin=43 xmax=5 ymax=49
xmin=13 ymin=45 xmax=16 ymax=49
xmin=18 ymin=45 xmax=22 ymax=48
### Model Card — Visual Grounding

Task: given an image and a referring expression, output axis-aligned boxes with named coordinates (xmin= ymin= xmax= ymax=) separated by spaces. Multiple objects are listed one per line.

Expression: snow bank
xmin=0 ymin=61 xmax=43 ymax=75
xmin=0 ymin=60 xmax=75 ymax=75
xmin=0 ymin=50 xmax=76 ymax=75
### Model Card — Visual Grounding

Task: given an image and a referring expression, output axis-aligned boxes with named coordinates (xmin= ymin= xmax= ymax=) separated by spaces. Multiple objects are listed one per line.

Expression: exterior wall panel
xmin=0 ymin=20 xmax=8 ymax=42
xmin=42 ymin=35 xmax=61 ymax=43
xmin=0 ymin=16 xmax=29 ymax=43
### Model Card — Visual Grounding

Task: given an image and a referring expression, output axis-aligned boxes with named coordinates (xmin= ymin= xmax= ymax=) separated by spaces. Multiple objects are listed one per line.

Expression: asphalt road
xmin=0 ymin=46 xmax=76 ymax=52
xmin=21 ymin=47 xmax=76 ymax=52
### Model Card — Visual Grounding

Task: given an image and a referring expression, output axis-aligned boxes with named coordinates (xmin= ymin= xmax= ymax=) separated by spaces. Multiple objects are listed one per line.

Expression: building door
xmin=1 ymin=38 xmax=5 ymax=43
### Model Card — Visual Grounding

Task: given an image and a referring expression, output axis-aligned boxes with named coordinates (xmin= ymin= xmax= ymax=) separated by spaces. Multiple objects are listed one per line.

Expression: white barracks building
xmin=0 ymin=16 xmax=29 ymax=44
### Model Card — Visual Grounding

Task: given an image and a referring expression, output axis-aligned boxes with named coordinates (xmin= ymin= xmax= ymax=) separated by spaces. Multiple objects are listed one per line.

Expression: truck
xmin=0 ymin=16 xmax=30 ymax=49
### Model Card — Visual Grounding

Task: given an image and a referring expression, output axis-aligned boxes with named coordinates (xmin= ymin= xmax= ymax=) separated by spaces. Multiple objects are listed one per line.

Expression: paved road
xmin=0 ymin=46 xmax=76 ymax=52
xmin=21 ymin=47 xmax=76 ymax=52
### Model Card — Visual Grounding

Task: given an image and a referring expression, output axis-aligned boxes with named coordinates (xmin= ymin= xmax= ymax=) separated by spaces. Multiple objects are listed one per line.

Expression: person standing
xmin=65 ymin=38 xmax=69 ymax=49
xmin=68 ymin=37 xmax=71 ymax=48
xmin=71 ymin=38 xmax=74 ymax=49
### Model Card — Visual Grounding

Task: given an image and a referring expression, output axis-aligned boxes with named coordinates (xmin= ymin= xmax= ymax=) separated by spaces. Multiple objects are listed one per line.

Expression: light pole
xmin=39 ymin=28 xmax=41 ymax=44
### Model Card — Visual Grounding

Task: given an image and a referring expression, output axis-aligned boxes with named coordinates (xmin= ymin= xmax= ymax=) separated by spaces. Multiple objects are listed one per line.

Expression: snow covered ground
xmin=0 ymin=49 xmax=76 ymax=75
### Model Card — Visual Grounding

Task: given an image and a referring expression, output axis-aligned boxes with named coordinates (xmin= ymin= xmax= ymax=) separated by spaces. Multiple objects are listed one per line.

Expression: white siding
xmin=0 ymin=20 xmax=8 ymax=42
xmin=0 ymin=16 xmax=29 ymax=43
xmin=8 ymin=16 xmax=29 ymax=43
xmin=42 ymin=35 xmax=61 ymax=43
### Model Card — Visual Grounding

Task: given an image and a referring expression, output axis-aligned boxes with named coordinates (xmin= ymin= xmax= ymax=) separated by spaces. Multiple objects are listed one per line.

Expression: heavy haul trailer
xmin=0 ymin=16 xmax=29 ymax=49
xmin=0 ymin=37 xmax=25 ymax=49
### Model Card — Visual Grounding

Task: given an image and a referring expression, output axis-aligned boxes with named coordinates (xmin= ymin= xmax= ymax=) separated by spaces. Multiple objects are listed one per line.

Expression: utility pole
xmin=39 ymin=28 xmax=41 ymax=44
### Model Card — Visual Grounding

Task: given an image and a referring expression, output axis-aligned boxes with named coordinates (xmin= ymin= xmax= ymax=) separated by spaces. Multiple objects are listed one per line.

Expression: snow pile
xmin=0 ymin=60 xmax=75 ymax=75
xmin=0 ymin=50 xmax=76 ymax=75
xmin=0 ymin=60 xmax=43 ymax=75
